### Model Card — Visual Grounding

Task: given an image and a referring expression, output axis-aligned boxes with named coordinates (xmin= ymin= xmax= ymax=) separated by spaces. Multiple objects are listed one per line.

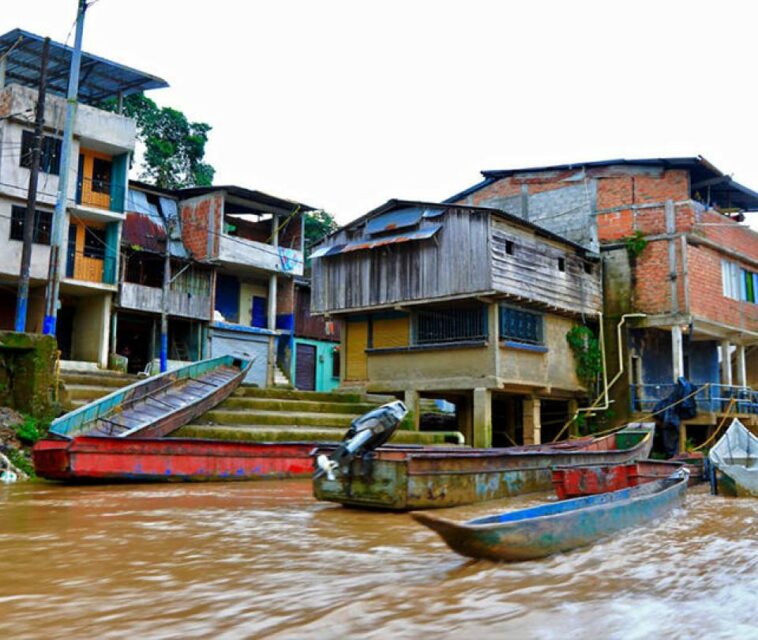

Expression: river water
xmin=0 ymin=481 xmax=756 ymax=639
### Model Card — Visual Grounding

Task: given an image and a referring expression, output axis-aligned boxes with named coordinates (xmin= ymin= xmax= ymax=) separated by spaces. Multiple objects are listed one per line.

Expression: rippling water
xmin=0 ymin=481 xmax=756 ymax=639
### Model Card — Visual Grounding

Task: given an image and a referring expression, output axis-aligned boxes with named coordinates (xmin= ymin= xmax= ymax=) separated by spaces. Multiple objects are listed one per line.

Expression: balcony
xmin=65 ymin=246 xmax=117 ymax=287
xmin=631 ymin=383 xmax=758 ymax=416
xmin=71 ymin=175 xmax=126 ymax=221
xmin=119 ymin=282 xmax=212 ymax=321
xmin=217 ymin=234 xmax=304 ymax=276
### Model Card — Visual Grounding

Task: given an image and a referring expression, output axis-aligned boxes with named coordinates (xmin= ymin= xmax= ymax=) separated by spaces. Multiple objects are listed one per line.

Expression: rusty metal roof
xmin=310 ymin=225 xmax=441 ymax=259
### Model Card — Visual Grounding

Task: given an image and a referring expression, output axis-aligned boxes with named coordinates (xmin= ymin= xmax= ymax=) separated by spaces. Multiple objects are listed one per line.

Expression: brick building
xmin=450 ymin=157 xmax=758 ymax=444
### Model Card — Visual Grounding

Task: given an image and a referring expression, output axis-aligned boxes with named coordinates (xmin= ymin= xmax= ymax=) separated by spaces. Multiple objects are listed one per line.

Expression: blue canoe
xmin=49 ymin=355 xmax=253 ymax=440
xmin=413 ymin=468 xmax=689 ymax=561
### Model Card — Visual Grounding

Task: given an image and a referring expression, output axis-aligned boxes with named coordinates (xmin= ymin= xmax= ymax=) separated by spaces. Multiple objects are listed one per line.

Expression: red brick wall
xmin=688 ymin=244 xmax=758 ymax=332
xmin=179 ymin=194 xmax=223 ymax=261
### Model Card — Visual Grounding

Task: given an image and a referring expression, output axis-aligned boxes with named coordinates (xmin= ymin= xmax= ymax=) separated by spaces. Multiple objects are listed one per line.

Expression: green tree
xmin=102 ymin=93 xmax=215 ymax=189
xmin=304 ymin=209 xmax=338 ymax=248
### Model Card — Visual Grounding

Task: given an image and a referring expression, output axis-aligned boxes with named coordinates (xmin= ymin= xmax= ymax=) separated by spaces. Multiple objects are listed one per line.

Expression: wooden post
xmin=403 ymin=389 xmax=420 ymax=431
xmin=523 ymin=396 xmax=541 ymax=445
xmin=472 ymin=387 xmax=492 ymax=448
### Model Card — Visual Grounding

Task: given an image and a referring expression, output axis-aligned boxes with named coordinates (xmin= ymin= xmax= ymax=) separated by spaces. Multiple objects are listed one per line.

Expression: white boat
xmin=708 ymin=419 xmax=758 ymax=497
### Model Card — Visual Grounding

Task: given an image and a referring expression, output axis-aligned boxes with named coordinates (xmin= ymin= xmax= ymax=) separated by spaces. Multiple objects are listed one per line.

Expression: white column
xmin=671 ymin=326 xmax=684 ymax=381
xmin=523 ymin=396 xmax=541 ymax=445
xmin=721 ymin=340 xmax=733 ymax=386
xmin=473 ymin=388 xmax=492 ymax=448
xmin=736 ymin=344 xmax=747 ymax=387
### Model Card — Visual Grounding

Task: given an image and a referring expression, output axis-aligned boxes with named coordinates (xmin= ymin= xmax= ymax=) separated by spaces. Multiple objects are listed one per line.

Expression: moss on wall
xmin=0 ymin=331 xmax=58 ymax=419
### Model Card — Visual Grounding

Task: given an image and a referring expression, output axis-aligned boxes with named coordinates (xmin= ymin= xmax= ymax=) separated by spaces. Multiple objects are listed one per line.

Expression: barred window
xmin=20 ymin=130 xmax=62 ymax=175
xmin=500 ymin=306 xmax=543 ymax=345
xmin=414 ymin=306 xmax=487 ymax=345
xmin=9 ymin=205 xmax=52 ymax=245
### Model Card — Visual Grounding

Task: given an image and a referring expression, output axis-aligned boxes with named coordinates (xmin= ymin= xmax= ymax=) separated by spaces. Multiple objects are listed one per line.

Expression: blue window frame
xmin=499 ymin=306 xmax=543 ymax=345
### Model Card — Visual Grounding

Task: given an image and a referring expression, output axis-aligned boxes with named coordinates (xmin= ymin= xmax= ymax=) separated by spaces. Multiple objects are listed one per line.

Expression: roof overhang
xmin=310 ymin=225 xmax=441 ymax=259
xmin=0 ymin=28 xmax=168 ymax=105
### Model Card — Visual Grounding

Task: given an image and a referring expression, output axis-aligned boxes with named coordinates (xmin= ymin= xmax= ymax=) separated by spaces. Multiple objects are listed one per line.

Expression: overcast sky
xmin=5 ymin=1 xmax=758 ymax=225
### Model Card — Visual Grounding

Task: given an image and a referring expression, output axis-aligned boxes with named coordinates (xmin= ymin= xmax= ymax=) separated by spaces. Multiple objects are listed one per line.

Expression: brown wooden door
xmin=295 ymin=343 xmax=317 ymax=390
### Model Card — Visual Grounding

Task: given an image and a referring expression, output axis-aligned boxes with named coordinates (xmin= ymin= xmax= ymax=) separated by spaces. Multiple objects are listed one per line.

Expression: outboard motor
xmin=315 ymin=400 xmax=408 ymax=480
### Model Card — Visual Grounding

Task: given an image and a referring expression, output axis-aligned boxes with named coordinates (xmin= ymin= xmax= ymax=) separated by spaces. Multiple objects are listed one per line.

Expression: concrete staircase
xmin=60 ymin=368 xmax=139 ymax=411
xmin=175 ymin=386 xmax=460 ymax=445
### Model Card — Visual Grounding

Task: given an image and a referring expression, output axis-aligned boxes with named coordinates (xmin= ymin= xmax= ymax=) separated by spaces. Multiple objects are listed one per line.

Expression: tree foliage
xmin=102 ymin=93 xmax=215 ymax=189
xmin=304 ymin=209 xmax=338 ymax=249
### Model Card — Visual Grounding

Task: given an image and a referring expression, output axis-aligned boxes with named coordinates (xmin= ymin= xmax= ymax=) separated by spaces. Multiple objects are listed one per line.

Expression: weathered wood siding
xmin=490 ymin=217 xmax=601 ymax=316
xmin=119 ymin=283 xmax=212 ymax=320
xmin=311 ymin=209 xmax=491 ymax=314
xmin=294 ymin=286 xmax=340 ymax=341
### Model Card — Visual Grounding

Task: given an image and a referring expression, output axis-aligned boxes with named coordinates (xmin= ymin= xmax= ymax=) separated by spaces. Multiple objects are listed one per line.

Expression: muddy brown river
xmin=0 ymin=481 xmax=756 ymax=639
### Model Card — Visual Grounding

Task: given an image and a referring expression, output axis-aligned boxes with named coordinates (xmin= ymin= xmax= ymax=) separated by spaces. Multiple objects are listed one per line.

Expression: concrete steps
xmin=174 ymin=423 xmax=459 ymax=445
xmin=60 ymin=368 xmax=138 ymax=411
xmin=217 ymin=396 xmax=378 ymax=415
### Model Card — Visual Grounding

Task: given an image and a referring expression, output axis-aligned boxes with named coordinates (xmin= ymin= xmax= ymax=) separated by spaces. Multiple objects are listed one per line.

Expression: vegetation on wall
xmin=566 ymin=325 xmax=602 ymax=391
xmin=625 ymin=230 xmax=648 ymax=259
xmin=102 ymin=93 xmax=215 ymax=189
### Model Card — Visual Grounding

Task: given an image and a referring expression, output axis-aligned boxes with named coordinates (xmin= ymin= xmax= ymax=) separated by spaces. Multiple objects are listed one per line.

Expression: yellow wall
xmin=79 ymin=148 xmax=112 ymax=210
xmin=372 ymin=315 xmax=409 ymax=348
xmin=70 ymin=221 xmax=105 ymax=283
xmin=345 ymin=320 xmax=368 ymax=381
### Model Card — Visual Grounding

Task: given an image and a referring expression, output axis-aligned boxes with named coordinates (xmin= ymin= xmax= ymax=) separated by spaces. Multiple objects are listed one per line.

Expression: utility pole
xmin=15 ymin=37 xmax=50 ymax=332
xmin=160 ymin=240 xmax=170 ymax=372
xmin=43 ymin=0 xmax=87 ymax=336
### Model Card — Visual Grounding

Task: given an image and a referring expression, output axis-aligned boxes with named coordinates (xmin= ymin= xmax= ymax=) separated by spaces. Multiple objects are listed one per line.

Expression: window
xmin=558 ymin=257 xmax=566 ymax=272
xmin=20 ymin=130 xmax=62 ymax=175
xmin=584 ymin=262 xmax=593 ymax=275
xmin=332 ymin=347 xmax=340 ymax=378
xmin=500 ymin=306 xmax=543 ymax=345
xmin=9 ymin=205 xmax=52 ymax=245
xmin=83 ymin=227 xmax=107 ymax=259
xmin=722 ymin=259 xmax=757 ymax=303
xmin=92 ymin=158 xmax=112 ymax=194
xmin=413 ymin=306 xmax=487 ymax=345
xmin=505 ymin=240 xmax=515 ymax=255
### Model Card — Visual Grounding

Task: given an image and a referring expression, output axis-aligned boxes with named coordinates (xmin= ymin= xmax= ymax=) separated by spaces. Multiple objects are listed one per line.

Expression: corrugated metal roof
xmin=0 ymin=28 xmax=168 ymax=105
xmin=310 ymin=225 xmax=441 ymax=259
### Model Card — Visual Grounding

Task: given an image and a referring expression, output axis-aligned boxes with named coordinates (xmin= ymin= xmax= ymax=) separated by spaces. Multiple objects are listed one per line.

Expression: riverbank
xmin=0 ymin=407 xmax=43 ymax=480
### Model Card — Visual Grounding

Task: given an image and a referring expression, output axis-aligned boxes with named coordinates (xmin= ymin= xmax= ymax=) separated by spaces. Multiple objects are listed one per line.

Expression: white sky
xmin=5 ymin=0 xmax=758 ymax=226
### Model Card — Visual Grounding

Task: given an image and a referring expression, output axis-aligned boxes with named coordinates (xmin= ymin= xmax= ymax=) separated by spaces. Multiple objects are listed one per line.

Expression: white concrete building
xmin=0 ymin=28 xmax=167 ymax=367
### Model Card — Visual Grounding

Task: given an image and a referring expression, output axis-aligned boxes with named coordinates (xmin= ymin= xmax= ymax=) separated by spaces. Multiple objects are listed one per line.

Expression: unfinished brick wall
xmin=179 ymin=194 xmax=223 ymax=261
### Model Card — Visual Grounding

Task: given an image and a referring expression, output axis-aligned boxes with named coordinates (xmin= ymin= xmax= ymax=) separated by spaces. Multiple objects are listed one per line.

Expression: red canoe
xmin=551 ymin=460 xmax=688 ymax=499
xmin=32 ymin=436 xmax=332 ymax=482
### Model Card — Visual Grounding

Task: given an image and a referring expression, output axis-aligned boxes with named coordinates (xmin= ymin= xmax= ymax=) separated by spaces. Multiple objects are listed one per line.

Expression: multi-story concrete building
xmin=0 ymin=28 xmax=166 ymax=367
xmin=450 ymin=157 xmax=758 ymax=444
xmin=310 ymin=199 xmax=602 ymax=447
xmin=173 ymin=185 xmax=309 ymax=386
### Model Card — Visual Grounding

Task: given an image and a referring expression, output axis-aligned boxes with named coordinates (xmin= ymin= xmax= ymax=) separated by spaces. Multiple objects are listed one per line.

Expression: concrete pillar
xmin=472 ymin=387 xmax=492 ymax=448
xmin=0 ymin=58 xmax=5 ymax=89
xmin=523 ymin=396 xmax=541 ymax=445
xmin=99 ymin=295 xmax=112 ymax=369
xmin=267 ymin=274 xmax=278 ymax=331
xmin=721 ymin=340 xmax=733 ymax=386
xmin=505 ymin=397 xmax=517 ymax=445
xmin=568 ymin=398 xmax=580 ymax=438
xmin=736 ymin=344 xmax=747 ymax=387
xmin=457 ymin=394 xmax=473 ymax=446
xmin=403 ymin=389 xmax=420 ymax=431
xmin=671 ymin=326 xmax=684 ymax=381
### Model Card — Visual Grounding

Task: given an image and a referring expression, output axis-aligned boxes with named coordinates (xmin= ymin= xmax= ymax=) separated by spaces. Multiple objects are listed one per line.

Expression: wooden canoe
xmin=32 ymin=436 xmax=330 ymax=482
xmin=552 ymin=460 xmax=688 ymax=499
xmin=313 ymin=423 xmax=655 ymax=510
xmin=413 ymin=468 xmax=689 ymax=562
xmin=48 ymin=356 xmax=253 ymax=440
xmin=708 ymin=419 xmax=758 ymax=497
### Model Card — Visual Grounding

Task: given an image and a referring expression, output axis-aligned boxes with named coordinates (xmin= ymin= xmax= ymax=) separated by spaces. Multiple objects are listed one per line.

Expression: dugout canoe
xmin=708 ymin=419 xmax=758 ymax=497
xmin=313 ymin=423 xmax=655 ymax=510
xmin=32 ymin=436 xmax=328 ymax=482
xmin=48 ymin=355 xmax=253 ymax=440
xmin=552 ymin=459 xmax=689 ymax=499
xmin=413 ymin=468 xmax=689 ymax=562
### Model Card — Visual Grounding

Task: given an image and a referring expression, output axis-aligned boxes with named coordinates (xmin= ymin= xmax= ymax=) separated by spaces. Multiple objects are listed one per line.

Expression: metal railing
xmin=630 ymin=383 xmax=758 ymax=415
xmin=75 ymin=176 xmax=126 ymax=213
xmin=414 ymin=307 xmax=488 ymax=345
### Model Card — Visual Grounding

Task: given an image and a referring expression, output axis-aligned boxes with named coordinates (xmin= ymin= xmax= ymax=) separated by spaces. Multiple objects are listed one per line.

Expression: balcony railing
xmin=65 ymin=246 xmax=117 ymax=285
xmin=630 ymin=383 xmax=758 ymax=415
xmin=75 ymin=176 xmax=125 ymax=213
